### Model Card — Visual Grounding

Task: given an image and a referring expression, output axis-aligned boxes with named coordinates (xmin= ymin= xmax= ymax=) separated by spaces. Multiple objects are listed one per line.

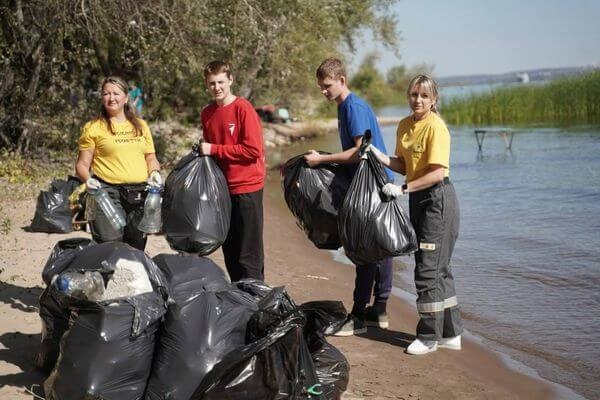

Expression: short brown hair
xmin=203 ymin=60 xmax=232 ymax=80
xmin=316 ymin=57 xmax=346 ymax=80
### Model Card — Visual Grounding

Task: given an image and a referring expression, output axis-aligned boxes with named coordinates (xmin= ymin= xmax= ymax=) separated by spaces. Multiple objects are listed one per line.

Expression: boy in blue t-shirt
xmin=304 ymin=57 xmax=394 ymax=336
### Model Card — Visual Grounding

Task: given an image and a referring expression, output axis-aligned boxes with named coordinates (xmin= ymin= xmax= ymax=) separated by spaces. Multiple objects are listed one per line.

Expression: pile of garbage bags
xmin=39 ymin=240 xmax=169 ymax=400
xmin=281 ymin=136 xmax=418 ymax=264
xmin=38 ymin=239 xmax=349 ymax=400
xmin=30 ymin=176 xmax=83 ymax=233
xmin=162 ymin=147 xmax=231 ymax=255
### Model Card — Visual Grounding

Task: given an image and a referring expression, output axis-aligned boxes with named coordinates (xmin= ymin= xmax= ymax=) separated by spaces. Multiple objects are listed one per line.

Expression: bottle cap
xmin=56 ymin=275 xmax=70 ymax=292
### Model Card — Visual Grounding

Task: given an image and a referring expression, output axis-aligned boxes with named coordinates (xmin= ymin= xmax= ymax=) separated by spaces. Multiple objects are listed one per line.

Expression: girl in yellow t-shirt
xmin=367 ymin=74 xmax=463 ymax=355
xmin=75 ymin=76 xmax=162 ymax=250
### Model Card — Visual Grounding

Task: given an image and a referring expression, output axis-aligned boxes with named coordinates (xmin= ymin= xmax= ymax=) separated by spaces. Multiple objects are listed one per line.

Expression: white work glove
xmin=382 ymin=183 xmax=405 ymax=198
xmin=86 ymin=178 xmax=101 ymax=192
xmin=147 ymin=170 xmax=162 ymax=187
xmin=360 ymin=143 xmax=386 ymax=161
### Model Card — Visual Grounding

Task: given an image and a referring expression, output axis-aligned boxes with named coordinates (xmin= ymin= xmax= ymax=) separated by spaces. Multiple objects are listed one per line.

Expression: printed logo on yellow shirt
xmin=412 ymin=142 xmax=424 ymax=158
xmin=114 ymin=129 xmax=144 ymax=144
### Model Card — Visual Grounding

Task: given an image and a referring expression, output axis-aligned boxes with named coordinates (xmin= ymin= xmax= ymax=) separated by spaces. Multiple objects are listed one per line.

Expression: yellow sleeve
xmin=78 ymin=122 xmax=96 ymax=151
xmin=426 ymin=122 xmax=450 ymax=168
xmin=140 ymin=120 xmax=156 ymax=154
xmin=394 ymin=119 xmax=407 ymax=156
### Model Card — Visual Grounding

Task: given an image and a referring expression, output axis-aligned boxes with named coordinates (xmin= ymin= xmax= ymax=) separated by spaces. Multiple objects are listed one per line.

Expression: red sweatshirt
xmin=200 ymin=97 xmax=266 ymax=194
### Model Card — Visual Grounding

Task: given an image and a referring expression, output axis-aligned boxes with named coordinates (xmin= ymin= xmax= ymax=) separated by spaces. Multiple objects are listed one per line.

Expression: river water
xmin=267 ymin=97 xmax=600 ymax=399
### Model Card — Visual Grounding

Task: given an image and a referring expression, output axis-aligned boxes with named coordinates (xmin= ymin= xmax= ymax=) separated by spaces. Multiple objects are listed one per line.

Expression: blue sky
xmin=351 ymin=0 xmax=600 ymax=78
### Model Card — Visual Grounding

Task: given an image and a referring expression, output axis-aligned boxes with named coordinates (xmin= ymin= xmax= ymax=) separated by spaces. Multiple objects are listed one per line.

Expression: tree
xmin=0 ymin=0 xmax=402 ymax=153
xmin=387 ymin=64 xmax=408 ymax=92
xmin=350 ymin=52 xmax=394 ymax=108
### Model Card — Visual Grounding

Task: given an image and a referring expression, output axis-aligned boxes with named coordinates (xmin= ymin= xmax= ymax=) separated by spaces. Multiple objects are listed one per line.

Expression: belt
xmin=93 ymin=175 xmax=145 ymax=187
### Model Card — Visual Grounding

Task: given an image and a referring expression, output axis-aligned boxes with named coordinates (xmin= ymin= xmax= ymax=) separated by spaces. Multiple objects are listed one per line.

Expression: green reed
xmin=442 ymin=71 xmax=600 ymax=126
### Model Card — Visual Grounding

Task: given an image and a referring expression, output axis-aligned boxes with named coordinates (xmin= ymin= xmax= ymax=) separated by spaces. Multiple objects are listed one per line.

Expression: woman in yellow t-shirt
xmin=367 ymin=74 xmax=463 ymax=355
xmin=75 ymin=76 xmax=162 ymax=250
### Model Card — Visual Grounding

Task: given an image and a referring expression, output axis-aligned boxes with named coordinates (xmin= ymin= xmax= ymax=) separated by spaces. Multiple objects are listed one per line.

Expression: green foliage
xmin=443 ymin=72 xmax=600 ymax=125
xmin=387 ymin=65 xmax=408 ymax=92
xmin=349 ymin=53 xmax=409 ymax=108
xmin=0 ymin=149 xmax=71 ymax=189
xmin=0 ymin=0 xmax=402 ymax=155
xmin=0 ymin=150 xmax=36 ymax=183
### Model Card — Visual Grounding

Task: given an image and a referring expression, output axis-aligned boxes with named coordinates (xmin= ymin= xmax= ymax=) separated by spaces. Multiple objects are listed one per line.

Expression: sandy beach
xmin=0 ymin=168 xmax=559 ymax=399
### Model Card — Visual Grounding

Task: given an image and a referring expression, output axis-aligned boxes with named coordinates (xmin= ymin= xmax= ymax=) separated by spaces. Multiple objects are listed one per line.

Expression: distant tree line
xmin=0 ymin=0 xmax=400 ymax=154
xmin=349 ymin=51 xmax=434 ymax=109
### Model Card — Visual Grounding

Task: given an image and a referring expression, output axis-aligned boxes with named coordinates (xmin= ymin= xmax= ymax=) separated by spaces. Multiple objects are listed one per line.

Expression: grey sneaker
xmin=364 ymin=306 xmax=389 ymax=329
xmin=333 ymin=315 xmax=367 ymax=337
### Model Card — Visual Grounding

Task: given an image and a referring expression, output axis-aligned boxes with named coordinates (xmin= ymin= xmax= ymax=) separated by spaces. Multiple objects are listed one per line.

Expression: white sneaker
xmin=439 ymin=335 xmax=462 ymax=350
xmin=406 ymin=338 xmax=438 ymax=355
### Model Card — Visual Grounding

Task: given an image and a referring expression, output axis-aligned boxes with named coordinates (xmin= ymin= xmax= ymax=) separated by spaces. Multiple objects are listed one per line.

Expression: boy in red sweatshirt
xmin=198 ymin=60 xmax=266 ymax=281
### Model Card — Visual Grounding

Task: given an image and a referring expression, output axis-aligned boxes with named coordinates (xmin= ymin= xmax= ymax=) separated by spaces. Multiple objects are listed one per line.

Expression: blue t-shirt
xmin=338 ymin=93 xmax=394 ymax=182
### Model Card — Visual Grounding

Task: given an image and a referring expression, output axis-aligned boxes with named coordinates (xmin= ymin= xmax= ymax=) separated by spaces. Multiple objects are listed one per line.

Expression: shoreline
xmin=260 ymin=177 xmax=560 ymax=399
xmin=0 ymin=186 xmax=559 ymax=399
xmin=0 ymin=154 xmax=566 ymax=400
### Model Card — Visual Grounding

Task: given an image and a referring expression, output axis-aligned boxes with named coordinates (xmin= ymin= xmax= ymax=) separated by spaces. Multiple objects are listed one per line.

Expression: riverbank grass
xmin=443 ymin=71 xmax=600 ymax=125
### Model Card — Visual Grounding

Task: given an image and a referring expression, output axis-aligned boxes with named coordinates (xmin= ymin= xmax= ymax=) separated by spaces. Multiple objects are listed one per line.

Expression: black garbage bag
xmin=41 ymin=237 xmax=95 ymax=285
xmin=146 ymin=254 xmax=261 ymax=400
xmin=298 ymin=300 xmax=347 ymax=340
xmin=36 ymin=238 xmax=95 ymax=371
xmin=299 ymin=301 xmax=350 ymax=399
xmin=338 ymin=133 xmax=418 ymax=264
xmin=43 ymin=242 xmax=168 ymax=400
xmin=31 ymin=177 xmax=81 ymax=233
xmin=281 ymin=152 xmax=352 ymax=249
xmin=162 ymin=147 xmax=231 ymax=255
xmin=191 ymin=283 xmax=320 ymax=400
xmin=36 ymin=286 xmax=70 ymax=372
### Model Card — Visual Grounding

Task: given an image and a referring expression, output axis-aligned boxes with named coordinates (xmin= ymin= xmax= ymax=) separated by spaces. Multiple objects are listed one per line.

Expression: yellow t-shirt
xmin=394 ymin=112 xmax=450 ymax=182
xmin=78 ymin=118 xmax=155 ymax=184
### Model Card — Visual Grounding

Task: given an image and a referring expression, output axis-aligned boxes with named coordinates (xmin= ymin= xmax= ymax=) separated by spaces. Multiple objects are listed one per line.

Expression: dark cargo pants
xmin=87 ymin=183 xmax=147 ymax=251
xmin=223 ymin=189 xmax=264 ymax=282
xmin=409 ymin=178 xmax=463 ymax=341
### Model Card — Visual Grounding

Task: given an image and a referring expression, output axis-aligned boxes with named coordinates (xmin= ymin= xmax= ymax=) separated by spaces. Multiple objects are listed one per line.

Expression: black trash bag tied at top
xmin=146 ymin=253 xmax=260 ymax=400
xmin=191 ymin=282 xmax=321 ymax=400
xmin=281 ymin=152 xmax=352 ymax=250
xmin=162 ymin=146 xmax=231 ymax=255
xmin=338 ymin=131 xmax=418 ymax=265
xmin=37 ymin=238 xmax=96 ymax=372
xmin=30 ymin=176 xmax=81 ymax=233
xmin=42 ymin=241 xmax=169 ymax=400
xmin=299 ymin=301 xmax=350 ymax=399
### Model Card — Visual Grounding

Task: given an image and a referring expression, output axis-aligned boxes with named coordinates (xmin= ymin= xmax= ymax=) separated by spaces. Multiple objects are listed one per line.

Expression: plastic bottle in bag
xmin=91 ymin=188 xmax=126 ymax=230
xmin=138 ymin=187 xmax=162 ymax=233
xmin=54 ymin=271 xmax=105 ymax=301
